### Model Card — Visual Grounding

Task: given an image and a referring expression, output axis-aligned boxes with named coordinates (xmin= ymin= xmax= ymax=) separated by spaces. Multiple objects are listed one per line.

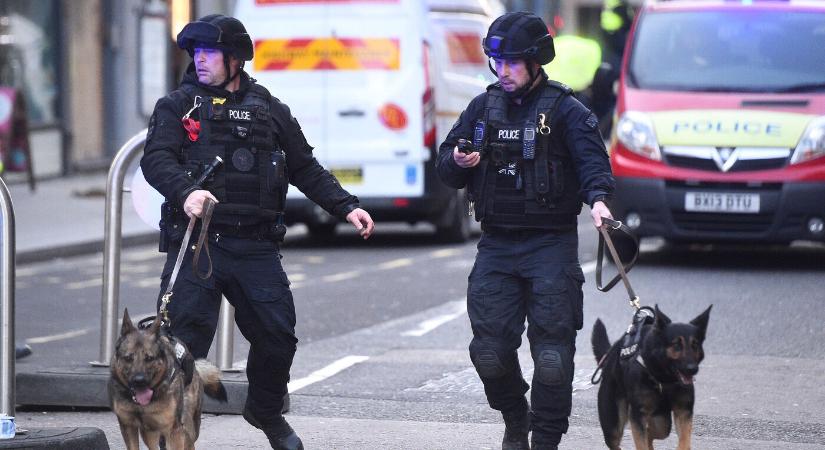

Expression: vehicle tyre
xmin=437 ymin=191 xmax=471 ymax=243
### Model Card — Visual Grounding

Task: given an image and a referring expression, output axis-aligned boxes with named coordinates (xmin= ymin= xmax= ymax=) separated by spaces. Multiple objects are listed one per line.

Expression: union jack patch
xmin=498 ymin=162 xmax=518 ymax=176
xmin=585 ymin=113 xmax=599 ymax=130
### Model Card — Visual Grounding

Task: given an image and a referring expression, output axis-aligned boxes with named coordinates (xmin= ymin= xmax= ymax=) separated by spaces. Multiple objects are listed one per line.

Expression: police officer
xmin=141 ymin=14 xmax=374 ymax=450
xmin=436 ymin=12 xmax=614 ymax=450
xmin=593 ymin=0 xmax=635 ymax=135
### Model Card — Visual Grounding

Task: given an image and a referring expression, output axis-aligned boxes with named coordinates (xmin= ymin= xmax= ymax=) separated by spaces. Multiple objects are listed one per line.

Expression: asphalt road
xmin=10 ymin=219 xmax=825 ymax=449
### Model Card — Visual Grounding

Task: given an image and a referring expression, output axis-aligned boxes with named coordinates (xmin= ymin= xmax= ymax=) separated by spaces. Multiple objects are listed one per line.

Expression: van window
xmin=628 ymin=11 xmax=825 ymax=92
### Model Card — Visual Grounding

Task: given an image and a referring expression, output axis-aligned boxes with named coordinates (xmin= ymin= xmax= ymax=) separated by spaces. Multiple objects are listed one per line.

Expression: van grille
xmin=666 ymin=154 xmax=787 ymax=172
xmin=662 ymin=147 xmax=790 ymax=172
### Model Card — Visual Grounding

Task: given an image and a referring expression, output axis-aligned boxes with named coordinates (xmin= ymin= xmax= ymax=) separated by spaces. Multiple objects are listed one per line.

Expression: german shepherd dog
xmin=591 ymin=305 xmax=712 ymax=450
xmin=108 ymin=309 xmax=227 ymax=450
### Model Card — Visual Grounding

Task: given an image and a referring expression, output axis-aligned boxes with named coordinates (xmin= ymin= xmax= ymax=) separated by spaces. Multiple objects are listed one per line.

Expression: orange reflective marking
xmin=254 ymin=38 xmax=400 ymax=71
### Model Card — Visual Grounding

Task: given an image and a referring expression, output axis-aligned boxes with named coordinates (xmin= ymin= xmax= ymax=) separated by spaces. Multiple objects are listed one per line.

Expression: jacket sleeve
xmin=273 ymin=99 xmax=360 ymax=219
xmin=436 ymin=94 xmax=486 ymax=189
xmin=139 ymin=94 xmax=199 ymax=207
xmin=556 ymin=96 xmax=616 ymax=206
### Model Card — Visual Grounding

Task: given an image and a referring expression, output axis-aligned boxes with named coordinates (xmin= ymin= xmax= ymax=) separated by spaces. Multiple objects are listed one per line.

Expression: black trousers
xmin=157 ymin=233 xmax=297 ymax=422
xmin=467 ymin=229 xmax=584 ymax=443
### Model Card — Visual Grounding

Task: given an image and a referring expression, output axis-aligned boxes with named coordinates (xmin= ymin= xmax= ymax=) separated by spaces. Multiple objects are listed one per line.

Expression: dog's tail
xmin=591 ymin=319 xmax=611 ymax=364
xmin=195 ymin=359 xmax=228 ymax=402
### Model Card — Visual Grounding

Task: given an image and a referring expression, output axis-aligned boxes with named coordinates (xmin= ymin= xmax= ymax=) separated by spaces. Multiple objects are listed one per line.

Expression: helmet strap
xmin=216 ymin=53 xmax=241 ymax=90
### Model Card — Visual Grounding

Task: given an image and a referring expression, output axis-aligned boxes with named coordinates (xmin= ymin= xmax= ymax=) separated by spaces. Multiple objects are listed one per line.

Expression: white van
xmin=234 ymin=0 xmax=503 ymax=241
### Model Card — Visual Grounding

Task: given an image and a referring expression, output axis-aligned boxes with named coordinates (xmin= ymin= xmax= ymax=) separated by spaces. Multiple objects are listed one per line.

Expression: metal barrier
xmin=92 ymin=129 xmax=238 ymax=371
xmin=0 ymin=176 xmax=16 ymax=415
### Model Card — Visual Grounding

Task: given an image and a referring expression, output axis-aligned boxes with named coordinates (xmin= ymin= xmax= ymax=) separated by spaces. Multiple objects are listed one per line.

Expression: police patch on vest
xmin=232 ymin=148 xmax=255 ymax=172
xmin=228 ymin=107 xmax=253 ymax=122
xmin=585 ymin=113 xmax=599 ymax=130
xmin=495 ymin=128 xmax=521 ymax=141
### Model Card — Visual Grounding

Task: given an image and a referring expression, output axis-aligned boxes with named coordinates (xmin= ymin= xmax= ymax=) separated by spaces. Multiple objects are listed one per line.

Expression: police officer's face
xmin=493 ymin=58 xmax=531 ymax=93
xmin=194 ymin=47 xmax=227 ymax=86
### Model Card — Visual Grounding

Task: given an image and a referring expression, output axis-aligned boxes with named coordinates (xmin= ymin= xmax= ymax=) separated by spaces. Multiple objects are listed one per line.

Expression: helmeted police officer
xmin=436 ymin=12 xmax=615 ymax=450
xmin=141 ymin=14 xmax=374 ymax=450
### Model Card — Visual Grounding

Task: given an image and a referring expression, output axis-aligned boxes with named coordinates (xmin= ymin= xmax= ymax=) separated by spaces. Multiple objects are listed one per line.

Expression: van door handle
xmin=338 ymin=109 xmax=365 ymax=117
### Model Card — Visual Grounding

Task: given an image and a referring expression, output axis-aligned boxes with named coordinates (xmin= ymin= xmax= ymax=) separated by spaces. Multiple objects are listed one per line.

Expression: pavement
xmin=3 ymin=169 xmax=157 ymax=264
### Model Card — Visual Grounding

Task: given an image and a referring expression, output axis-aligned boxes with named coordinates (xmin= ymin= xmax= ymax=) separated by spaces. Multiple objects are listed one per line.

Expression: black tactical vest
xmin=469 ymin=81 xmax=583 ymax=230
xmin=177 ymin=83 xmax=288 ymax=226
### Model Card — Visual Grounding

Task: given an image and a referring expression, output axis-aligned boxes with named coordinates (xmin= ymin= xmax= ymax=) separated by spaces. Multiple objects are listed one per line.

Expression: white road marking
xmin=27 ymin=328 xmax=92 ymax=344
xmin=135 ymin=278 xmax=160 ymax=288
xmin=430 ymin=248 xmax=461 ymax=259
xmin=15 ymin=267 xmax=41 ymax=277
xmin=66 ymin=278 xmax=103 ymax=290
xmin=377 ymin=258 xmax=412 ymax=270
xmin=401 ymin=300 xmax=467 ymax=337
xmin=322 ymin=270 xmax=361 ymax=282
xmin=122 ymin=249 xmax=164 ymax=262
xmin=288 ymin=355 xmax=369 ymax=393
xmin=289 ymin=273 xmax=306 ymax=282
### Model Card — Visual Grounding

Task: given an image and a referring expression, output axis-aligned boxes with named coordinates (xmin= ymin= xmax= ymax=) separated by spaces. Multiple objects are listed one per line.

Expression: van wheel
xmin=307 ymin=223 xmax=337 ymax=240
xmin=437 ymin=192 xmax=471 ymax=243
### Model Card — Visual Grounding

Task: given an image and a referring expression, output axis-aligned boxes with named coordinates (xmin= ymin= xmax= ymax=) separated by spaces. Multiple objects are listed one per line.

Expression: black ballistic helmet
xmin=177 ymin=14 xmax=254 ymax=61
xmin=483 ymin=12 xmax=555 ymax=65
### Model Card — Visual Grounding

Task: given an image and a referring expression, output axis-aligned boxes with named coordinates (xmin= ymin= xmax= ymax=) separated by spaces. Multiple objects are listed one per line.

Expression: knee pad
xmin=534 ymin=346 xmax=571 ymax=386
xmin=473 ymin=348 xmax=507 ymax=379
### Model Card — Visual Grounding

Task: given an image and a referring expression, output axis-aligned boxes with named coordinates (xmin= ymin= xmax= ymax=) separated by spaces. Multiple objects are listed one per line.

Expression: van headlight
xmin=616 ymin=111 xmax=661 ymax=161
xmin=791 ymin=116 xmax=825 ymax=165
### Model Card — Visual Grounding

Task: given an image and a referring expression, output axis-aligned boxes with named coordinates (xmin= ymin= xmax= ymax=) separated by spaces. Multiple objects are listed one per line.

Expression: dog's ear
xmin=654 ymin=304 xmax=671 ymax=330
xmin=120 ymin=308 xmax=136 ymax=336
xmin=148 ymin=312 xmax=162 ymax=337
xmin=690 ymin=305 xmax=712 ymax=341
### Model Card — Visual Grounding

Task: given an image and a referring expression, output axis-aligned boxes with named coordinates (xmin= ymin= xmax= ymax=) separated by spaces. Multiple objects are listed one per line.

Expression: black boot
xmin=243 ymin=401 xmax=304 ymax=450
xmin=530 ymin=433 xmax=560 ymax=450
xmin=501 ymin=405 xmax=530 ymax=450
xmin=15 ymin=344 xmax=32 ymax=359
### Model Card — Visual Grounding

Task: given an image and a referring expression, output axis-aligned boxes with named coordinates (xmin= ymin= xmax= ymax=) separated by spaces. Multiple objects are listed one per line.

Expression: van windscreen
xmin=629 ymin=10 xmax=825 ymax=93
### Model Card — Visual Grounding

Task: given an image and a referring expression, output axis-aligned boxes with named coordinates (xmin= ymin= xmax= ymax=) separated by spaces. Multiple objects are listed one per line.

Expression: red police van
xmin=609 ymin=0 xmax=825 ymax=245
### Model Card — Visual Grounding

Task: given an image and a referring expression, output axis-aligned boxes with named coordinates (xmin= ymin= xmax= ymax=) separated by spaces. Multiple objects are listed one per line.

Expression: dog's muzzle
xmin=129 ymin=374 xmax=155 ymax=406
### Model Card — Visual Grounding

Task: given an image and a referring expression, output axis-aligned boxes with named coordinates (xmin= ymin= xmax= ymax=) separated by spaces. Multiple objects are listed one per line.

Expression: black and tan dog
xmin=591 ymin=305 xmax=712 ymax=450
xmin=108 ymin=309 xmax=227 ymax=450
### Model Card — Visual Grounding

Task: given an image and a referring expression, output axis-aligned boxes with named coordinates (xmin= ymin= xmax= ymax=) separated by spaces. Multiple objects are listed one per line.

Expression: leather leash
xmin=596 ymin=217 xmax=641 ymax=310
xmin=192 ymin=198 xmax=215 ymax=280
xmin=591 ymin=217 xmax=647 ymax=385
xmin=159 ymin=197 xmax=216 ymax=327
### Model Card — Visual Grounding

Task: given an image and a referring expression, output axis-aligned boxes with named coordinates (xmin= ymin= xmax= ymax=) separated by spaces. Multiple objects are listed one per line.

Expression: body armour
xmin=469 ymin=81 xmax=583 ymax=230
xmin=176 ymin=83 xmax=288 ymax=227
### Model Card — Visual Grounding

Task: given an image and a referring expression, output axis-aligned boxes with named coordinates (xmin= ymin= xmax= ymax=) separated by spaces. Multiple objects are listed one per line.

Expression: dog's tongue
xmin=133 ymin=388 xmax=154 ymax=406
xmin=677 ymin=372 xmax=694 ymax=385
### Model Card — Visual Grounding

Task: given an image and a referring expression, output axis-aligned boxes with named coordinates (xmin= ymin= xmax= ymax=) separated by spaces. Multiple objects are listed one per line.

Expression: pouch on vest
xmin=266 ymin=149 xmax=288 ymax=193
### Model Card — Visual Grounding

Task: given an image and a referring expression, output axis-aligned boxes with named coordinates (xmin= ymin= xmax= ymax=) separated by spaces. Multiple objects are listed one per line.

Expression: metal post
xmin=91 ymin=129 xmax=148 ymax=367
xmin=215 ymin=298 xmax=241 ymax=372
xmin=92 ymin=128 xmax=237 ymax=368
xmin=0 ymin=176 xmax=16 ymax=415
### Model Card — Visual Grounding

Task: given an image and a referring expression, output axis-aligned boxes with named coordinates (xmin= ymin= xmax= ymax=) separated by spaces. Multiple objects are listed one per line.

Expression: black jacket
xmin=141 ymin=66 xmax=359 ymax=220
xmin=436 ymin=77 xmax=615 ymax=210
